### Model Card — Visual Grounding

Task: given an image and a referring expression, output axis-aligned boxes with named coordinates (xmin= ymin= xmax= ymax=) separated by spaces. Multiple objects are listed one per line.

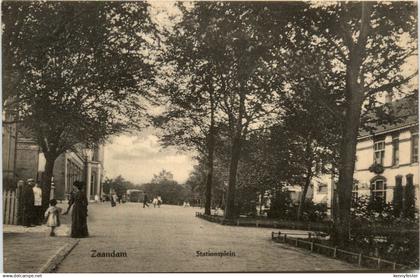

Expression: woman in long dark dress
xmin=22 ymin=180 xmax=35 ymax=227
xmin=63 ymin=181 xmax=89 ymax=238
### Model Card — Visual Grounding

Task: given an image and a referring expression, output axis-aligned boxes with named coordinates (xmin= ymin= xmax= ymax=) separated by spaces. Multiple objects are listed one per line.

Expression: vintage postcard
xmin=2 ymin=0 xmax=419 ymax=274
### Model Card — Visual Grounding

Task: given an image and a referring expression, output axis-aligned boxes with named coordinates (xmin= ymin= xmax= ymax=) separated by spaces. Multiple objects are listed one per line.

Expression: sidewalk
xmin=3 ymin=209 xmax=77 ymax=273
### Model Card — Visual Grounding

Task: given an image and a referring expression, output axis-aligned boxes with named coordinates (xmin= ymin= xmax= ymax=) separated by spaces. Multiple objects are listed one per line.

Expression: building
xmin=312 ymin=93 xmax=419 ymax=211
xmin=353 ymin=94 xmax=418 ymax=206
xmin=53 ymin=144 xmax=104 ymax=201
xmin=2 ymin=105 xmax=17 ymax=185
xmin=2 ymin=119 xmax=104 ymax=201
xmin=286 ymin=185 xmax=314 ymax=204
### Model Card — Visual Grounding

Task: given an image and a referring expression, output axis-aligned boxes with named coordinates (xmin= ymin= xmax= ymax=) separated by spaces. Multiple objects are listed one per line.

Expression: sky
xmin=104 ymin=129 xmax=197 ymax=185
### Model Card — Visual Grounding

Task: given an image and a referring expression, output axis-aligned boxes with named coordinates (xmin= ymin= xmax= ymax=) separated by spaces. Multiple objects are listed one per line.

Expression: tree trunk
xmin=204 ymin=102 xmax=216 ymax=215
xmin=297 ymin=170 xmax=312 ymax=221
xmin=224 ymin=87 xmax=246 ymax=220
xmin=333 ymin=2 xmax=372 ymax=245
xmin=334 ymin=78 xmax=364 ymax=245
xmin=224 ymin=133 xmax=242 ymax=219
xmin=41 ymin=153 xmax=57 ymax=212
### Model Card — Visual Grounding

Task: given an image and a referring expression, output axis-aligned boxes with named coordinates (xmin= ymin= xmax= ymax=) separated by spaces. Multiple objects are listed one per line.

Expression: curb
xmin=38 ymin=239 xmax=80 ymax=273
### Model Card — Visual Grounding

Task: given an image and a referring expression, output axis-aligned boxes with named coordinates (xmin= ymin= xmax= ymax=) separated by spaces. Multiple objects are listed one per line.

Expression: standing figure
xmin=109 ymin=189 xmax=117 ymax=207
xmin=22 ymin=179 xmax=35 ymax=227
xmin=44 ymin=199 xmax=61 ymax=236
xmin=113 ymin=193 xmax=118 ymax=206
xmin=157 ymin=196 xmax=162 ymax=208
xmin=152 ymin=197 xmax=158 ymax=208
xmin=63 ymin=181 xmax=89 ymax=238
xmin=32 ymin=182 xmax=43 ymax=225
xmin=143 ymin=193 xmax=149 ymax=208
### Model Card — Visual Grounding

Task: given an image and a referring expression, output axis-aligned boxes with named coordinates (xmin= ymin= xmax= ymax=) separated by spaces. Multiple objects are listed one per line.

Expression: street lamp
xmin=50 ymin=176 xmax=55 ymax=200
xmin=81 ymin=145 xmax=93 ymax=198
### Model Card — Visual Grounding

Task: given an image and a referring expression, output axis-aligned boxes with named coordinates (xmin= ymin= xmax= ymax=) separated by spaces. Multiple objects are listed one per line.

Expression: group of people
xmin=20 ymin=179 xmax=89 ymax=238
xmin=21 ymin=178 xmax=44 ymax=227
xmin=142 ymin=194 xmax=162 ymax=208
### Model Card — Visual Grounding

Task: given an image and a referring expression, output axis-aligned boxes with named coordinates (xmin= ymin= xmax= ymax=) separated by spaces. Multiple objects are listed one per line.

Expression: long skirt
xmin=71 ymin=205 xmax=89 ymax=238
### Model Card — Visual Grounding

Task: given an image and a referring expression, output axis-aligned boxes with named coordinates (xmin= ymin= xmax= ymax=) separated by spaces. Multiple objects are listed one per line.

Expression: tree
xmin=2 ymin=1 xmax=156 ymax=208
xmin=233 ymin=128 xmax=289 ymax=216
xmin=185 ymin=157 xmax=226 ymax=209
xmin=142 ymin=170 xmax=191 ymax=205
xmin=103 ymin=175 xmax=138 ymax=196
xmin=278 ymin=76 xmax=341 ymax=220
xmin=151 ymin=169 xmax=174 ymax=184
xmin=276 ymin=1 xmax=417 ymax=243
xmin=154 ymin=6 xmax=223 ymax=214
xmin=181 ymin=2 xmax=290 ymax=219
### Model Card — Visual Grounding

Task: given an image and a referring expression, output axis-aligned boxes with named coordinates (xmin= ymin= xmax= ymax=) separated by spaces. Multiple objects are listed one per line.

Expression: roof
xmin=359 ymin=92 xmax=418 ymax=138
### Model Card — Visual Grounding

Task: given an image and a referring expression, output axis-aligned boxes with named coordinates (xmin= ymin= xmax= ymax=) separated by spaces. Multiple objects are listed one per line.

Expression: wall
xmin=15 ymin=140 xmax=40 ymax=182
xmin=312 ymin=126 xmax=419 ymax=213
xmin=2 ymin=122 xmax=17 ymax=183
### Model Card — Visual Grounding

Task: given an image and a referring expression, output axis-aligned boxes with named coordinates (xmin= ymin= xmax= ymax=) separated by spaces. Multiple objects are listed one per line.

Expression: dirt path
xmin=56 ymin=202 xmax=363 ymax=272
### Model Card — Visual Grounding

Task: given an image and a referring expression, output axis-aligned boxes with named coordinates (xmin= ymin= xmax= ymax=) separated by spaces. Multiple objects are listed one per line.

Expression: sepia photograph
xmin=1 ymin=0 xmax=419 ymax=274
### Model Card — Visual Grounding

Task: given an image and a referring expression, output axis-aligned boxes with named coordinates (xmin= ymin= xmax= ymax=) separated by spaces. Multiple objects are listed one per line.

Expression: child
xmin=44 ymin=199 xmax=61 ymax=236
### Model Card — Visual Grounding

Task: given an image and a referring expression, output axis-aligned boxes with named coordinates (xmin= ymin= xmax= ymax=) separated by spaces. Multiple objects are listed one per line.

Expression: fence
xmin=195 ymin=212 xmax=331 ymax=232
xmin=271 ymin=231 xmax=409 ymax=271
xmin=3 ymin=190 xmax=19 ymax=225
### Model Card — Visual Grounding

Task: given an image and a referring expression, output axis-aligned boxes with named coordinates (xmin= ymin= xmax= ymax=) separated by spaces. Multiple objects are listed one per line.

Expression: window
xmin=371 ymin=178 xmax=387 ymax=203
xmin=393 ymin=176 xmax=403 ymax=210
xmin=374 ymin=140 xmax=385 ymax=165
xmin=411 ymin=133 xmax=418 ymax=163
xmin=406 ymin=174 xmax=413 ymax=187
xmin=392 ymin=136 xmax=399 ymax=166
xmin=318 ymin=183 xmax=328 ymax=194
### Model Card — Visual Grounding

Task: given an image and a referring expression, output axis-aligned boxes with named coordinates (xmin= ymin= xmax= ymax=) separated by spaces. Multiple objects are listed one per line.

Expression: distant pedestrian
xmin=157 ymin=196 xmax=162 ymax=208
xmin=110 ymin=190 xmax=116 ymax=207
xmin=112 ymin=192 xmax=118 ymax=206
xmin=32 ymin=182 xmax=43 ymax=225
xmin=152 ymin=197 xmax=158 ymax=208
xmin=143 ymin=193 xmax=149 ymax=208
xmin=22 ymin=179 xmax=35 ymax=227
xmin=44 ymin=199 xmax=61 ymax=236
xmin=63 ymin=181 xmax=89 ymax=238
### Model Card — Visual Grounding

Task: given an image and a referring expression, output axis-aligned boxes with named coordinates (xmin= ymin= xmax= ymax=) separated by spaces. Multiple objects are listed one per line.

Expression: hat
xmin=73 ymin=181 xmax=84 ymax=190
xmin=27 ymin=178 xmax=35 ymax=182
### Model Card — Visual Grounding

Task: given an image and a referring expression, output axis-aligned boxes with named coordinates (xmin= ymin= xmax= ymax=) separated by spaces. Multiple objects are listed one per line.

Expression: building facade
xmin=2 ymin=120 xmax=105 ymax=201
xmin=2 ymin=106 xmax=17 ymax=185
xmin=312 ymin=94 xmax=419 ymax=212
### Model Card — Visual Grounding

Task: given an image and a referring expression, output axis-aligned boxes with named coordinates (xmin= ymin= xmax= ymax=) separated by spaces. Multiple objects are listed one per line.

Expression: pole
xmin=83 ymin=156 xmax=88 ymax=185
xmin=50 ymin=176 xmax=55 ymax=200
